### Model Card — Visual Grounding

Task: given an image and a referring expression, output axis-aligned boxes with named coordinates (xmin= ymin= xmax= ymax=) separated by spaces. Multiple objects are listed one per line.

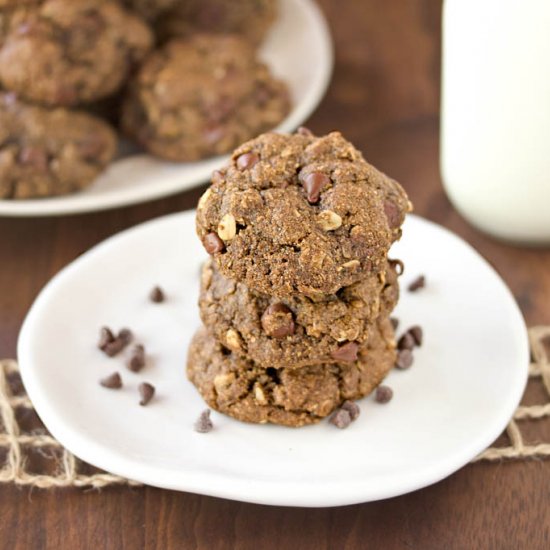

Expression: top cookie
xmin=196 ymin=130 xmax=411 ymax=297
xmin=0 ymin=0 xmax=153 ymax=107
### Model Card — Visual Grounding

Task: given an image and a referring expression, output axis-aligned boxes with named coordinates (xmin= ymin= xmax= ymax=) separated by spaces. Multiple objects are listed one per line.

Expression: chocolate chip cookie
xmin=196 ymin=131 xmax=411 ymax=297
xmin=199 ymin=258 xmax=400 ymax=369
xmin=121 ymin=35 xmax=290 ymax=161
xmin=0 ymin=0 xmax=153 ymax=107
xmin=187 ymin=317 xmax=397 ymax=427
xmin=157 ymin=0 xmax=277 ymax=46
xmin=0 ymin=93 xmax=117 ymax=199
xmin=122 ymin=0 xmax=178 ymax=20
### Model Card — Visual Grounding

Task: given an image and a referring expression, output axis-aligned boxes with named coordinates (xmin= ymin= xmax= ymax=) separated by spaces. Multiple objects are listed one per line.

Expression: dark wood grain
xmin=1 ymin=1 xmax=550 ymax=549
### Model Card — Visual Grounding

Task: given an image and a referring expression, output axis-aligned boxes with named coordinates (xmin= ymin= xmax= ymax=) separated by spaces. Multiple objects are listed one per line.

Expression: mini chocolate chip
xmin=390 ymin=317 xmax=399 ymax=330
xmin=149 ymin=286 xmax=165 ymax=303
xmin=395 ymin=349 xmax=414 ymax=370
xmin=18 ymin=146 xmax=48 ymax=170
xmin=397 ymin=332 xmax=415 ymax=351
xmin=98 ymin=327 xmax=115 ymax=351
xmin=329 ymin=408 xmax=352 ymax=429
xmin=118 ymin=328 xmax=133 ymax=345
xmin=203 ymin=232 xmax=225 ymax=254
xmin=138 ymin=382 xmax=155 ymax=406
xmin=340 ymin=400 xmax=360 ymax=421
xmin=195 ymin=409 xmax=213 ymax=433
xmin=409 ymin=325 xmax=423 ymax=346
xmin=261 ymin=303 xmax=295 ymax=338
xmin=103 ymin=338 xmax=125 ymax=357
xmin=297 ymin=126 xmax=313 ymax=136
xmin=236 ymin=152 xmax=259 ymax=170
xmin=375 ymin=385 xmax=393 ymax=403
xmin=300 ymin=171 xmax=329 ymax=204
xmin=128 ymin=344 xmax=146 ymax=372
xmin=331 ymin=341 xmax=359 ymax=362
xmin=384 ymin=200 xmax=401 ymax=229
xmin=100 ymin=372 xmax=122 ymax=389
xmin=408 ymin=275 xmax=426 ymax=292
xmin=389 ymin=258 xmax=405 ymax=276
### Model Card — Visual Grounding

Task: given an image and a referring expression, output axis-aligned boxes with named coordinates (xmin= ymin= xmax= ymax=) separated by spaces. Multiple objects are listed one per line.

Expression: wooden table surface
xmin=1 ymin=1 xmax=549 ymax=548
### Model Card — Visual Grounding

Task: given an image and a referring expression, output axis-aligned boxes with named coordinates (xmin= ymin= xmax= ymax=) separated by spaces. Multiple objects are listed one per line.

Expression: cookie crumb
xmin=389 ymin=258 xmax=404 ymax=276
xmin=375 ymin=385 xmax=393 ymax=403
xmin=408 ymin=275 xmax=426 ymax=292
xmin=329 ymin=408 xmax=352 ymax=429
xmin=149 ymin=286 xmax=165 ymax=303
xmin=195 ymin=409 xmax=213 ymax=433
xmin=100 ymin=372 xmax=122 ymax=389
xmin=340 ymin=400 xmax=360 ymax=421
xmin=138 ymin=382 xmax=155 ymax=406
xmin=395 ymin=349 xmax=414 ymax=370
xmin=128 ymin=344 xmax=146 ymax=372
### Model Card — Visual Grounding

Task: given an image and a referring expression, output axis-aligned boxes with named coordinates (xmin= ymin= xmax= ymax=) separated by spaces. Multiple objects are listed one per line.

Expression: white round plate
xmin=0 ymin=0 xmax=332 ymax=218
xmin=18 ymin=212 xmax=529 ymax=507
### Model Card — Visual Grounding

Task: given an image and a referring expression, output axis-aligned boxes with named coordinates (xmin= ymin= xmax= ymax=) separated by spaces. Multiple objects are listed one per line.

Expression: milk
xmin=441 ymin=0 xmax=550 ymax=243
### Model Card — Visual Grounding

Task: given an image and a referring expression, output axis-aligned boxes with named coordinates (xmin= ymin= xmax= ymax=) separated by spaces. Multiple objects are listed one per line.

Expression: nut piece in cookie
xmin=121 ymin=35 xmax=290 ymax=161
xmin=0 ymin=0 xmax=153 ymax=107
xmin=196 ymin=130 xmax=411 ymax=297
xmin=0 ymin=93 xmax=117 ymax=199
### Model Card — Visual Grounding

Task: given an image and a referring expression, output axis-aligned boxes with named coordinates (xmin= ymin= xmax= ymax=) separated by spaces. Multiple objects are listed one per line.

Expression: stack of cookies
xmin=189 ymin=129 xmax=411 ymax=427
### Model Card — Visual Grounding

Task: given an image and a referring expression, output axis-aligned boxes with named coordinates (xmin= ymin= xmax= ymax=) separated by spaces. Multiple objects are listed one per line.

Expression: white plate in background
xmin=18 ymin=212 xmax=529 ymax=506
xmin=0 ymin=0 xmax=333 ymax=217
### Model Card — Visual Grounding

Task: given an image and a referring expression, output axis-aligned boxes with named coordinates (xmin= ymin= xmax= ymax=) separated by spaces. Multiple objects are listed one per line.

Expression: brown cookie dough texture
xmin=0 ymin=0 xmax=153 ymax=107
xmin=121 ymin=35 xmax=290 ymax=161
xmin=196 ymin=131 xmax=411 ymax=297
xmin=187 ymin=318 xmax=397 ymax=427
xmin=122 ymin=0 xmax=179 ymax=20
xmin=157 ymin=0 xmax=277 ymax=46
xmin=199 ymin=259 xmax=400 ymax=369
xmin=0 ymin=93 xmax=117 ymax=199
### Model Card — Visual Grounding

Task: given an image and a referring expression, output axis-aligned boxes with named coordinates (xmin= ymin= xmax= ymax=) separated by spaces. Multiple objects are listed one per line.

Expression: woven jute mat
xmin=1 ymin=327 xmax=549 ymax=489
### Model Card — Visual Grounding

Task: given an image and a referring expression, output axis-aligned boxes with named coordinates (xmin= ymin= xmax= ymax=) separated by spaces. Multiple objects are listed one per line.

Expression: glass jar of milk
xmin=441 ymin=0 xmax=550 ymax=244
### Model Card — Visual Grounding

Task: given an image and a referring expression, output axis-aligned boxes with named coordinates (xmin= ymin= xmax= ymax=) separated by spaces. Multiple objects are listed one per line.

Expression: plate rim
xmin=0 ymin=0 xmax=334 ymax=218
xmin=17 ymin=212 xmax=529 ymax=506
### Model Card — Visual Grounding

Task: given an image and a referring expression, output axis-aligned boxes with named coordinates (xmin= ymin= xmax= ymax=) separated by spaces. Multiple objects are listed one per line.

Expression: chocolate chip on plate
xmin=395 ymin=349 xmax=414 ymax=370
xmin=375 ymin=385 xmax=393 ymax=403
xmin=194 ymin=409 xmax=213 ymax=433
xmin=138 ymin=382 xmax=155 ymax=406
xmin=409 ymin=325 xmax=423 ymax=346
xmin=100 ymin=372 xmax=122 ymax=389
xmin=118 ymin=328 xmax=133 ymax=345
xmin=329 ymin=408 xmax=352 ymax=429
xmin=408 ymin=275 xmax=426 ymax=292
xmin=128 ymin=344 xmax=146 ymax=372
xmin=98 ymin=326 xmax=115 ymax=351
xmin=331 ymin=341 xmax=359 ymax=362
xmin=340 ymin=400 xmax=360 ymax=421
xmin=149 ymin=286 xmax=165 ymax=303
xmin=397 ymin=332 xmax=415 ymax=351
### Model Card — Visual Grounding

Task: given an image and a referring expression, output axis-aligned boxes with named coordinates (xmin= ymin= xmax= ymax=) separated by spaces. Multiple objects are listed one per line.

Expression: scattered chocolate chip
xmin=340 ymin=400 xmax=360 ymax=421
xmin=395 ymin=349 xmax=414 ymax=370
xmin=296 ymin=126 xmax=314 ymax=136
xmin=236 ymin=152 xmax=259 ymax=170
xmin=397 ymin=332 xmax=415 ymax=351
xmin=389 ymin=258 xmax=405 ymax=276
xmin=331 ymin=341 xmax=359 ymax=362
xmin=118 ymin=328 xmax=133 ymax=345
xmin=408 ymin=275 xmax=426 ymax=292
xmin=149 ymin=286 xmax=165 ymax=303
xmin=103 ymin=338 xmax=125 ymax=357
xmin=128 ymin=344 xmax=146 ymax=372
xmin=329 ymin=408 xmax=352 ymax=429
xmin=409 ymin=325 xmax=423 ymax=347
xmin=100 ymin=372 xmax=122 ymax=389
xmin=375 ymin=385 xmax=393 ymax=403
xmin=300 ymin=171 xmax=329 ymax=204
xmin=194 ymin=409 xmax=213 ymax=433
xmin=98 ymin=326 xmax=115 ymax=351
xmin=384 ymin=200 xmax=401 ymax=229
xmin=203 ymin=232 xmax=225 ymax=254
xmin=138 ymin=382 xmax=155 ymax=406
xmin=390 ymin=317 xmax=399 ymax=330
xmin=261 ymin=303 xmax=295 ymax=338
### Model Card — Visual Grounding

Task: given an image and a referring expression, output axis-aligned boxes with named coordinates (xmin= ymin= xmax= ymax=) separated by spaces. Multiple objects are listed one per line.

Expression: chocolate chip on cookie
xmin=261 ymin=303 xmax=296 ymax=338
